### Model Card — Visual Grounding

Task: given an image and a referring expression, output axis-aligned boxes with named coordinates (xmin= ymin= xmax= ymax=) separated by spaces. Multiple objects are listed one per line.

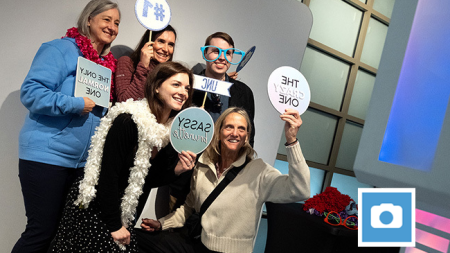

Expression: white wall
xmin=0 ymin=0 xmax=311 ymax=249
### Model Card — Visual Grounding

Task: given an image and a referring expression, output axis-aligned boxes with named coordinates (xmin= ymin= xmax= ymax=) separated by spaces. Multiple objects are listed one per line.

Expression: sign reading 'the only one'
xmin=74 ymin=57 xmax=111 ymax=108
xmin=267 ymin=66 xmax=311 ymax=115
xmin=170 ymin=107 xmax=214 ymax=154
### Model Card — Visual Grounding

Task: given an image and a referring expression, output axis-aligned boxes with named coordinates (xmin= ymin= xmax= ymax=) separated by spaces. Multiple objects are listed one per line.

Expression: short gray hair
xmin=77 ymin=0 xmax=120 ymax=52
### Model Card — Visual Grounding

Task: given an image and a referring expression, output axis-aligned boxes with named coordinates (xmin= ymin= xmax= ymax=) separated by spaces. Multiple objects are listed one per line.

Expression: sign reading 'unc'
xmin=193 ymin=74 xmax=232 ymax=97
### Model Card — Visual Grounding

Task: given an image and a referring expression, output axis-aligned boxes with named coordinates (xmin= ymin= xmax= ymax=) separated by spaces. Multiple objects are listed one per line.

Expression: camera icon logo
xmin=371 ymin=203 xmax=403 ymax=228
xmin=359 ymin=188 xmax=415 ymax=247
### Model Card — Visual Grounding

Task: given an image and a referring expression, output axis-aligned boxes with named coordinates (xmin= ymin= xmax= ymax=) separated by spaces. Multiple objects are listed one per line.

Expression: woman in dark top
xmin=50 ymin=61 xmax=196 ymax=252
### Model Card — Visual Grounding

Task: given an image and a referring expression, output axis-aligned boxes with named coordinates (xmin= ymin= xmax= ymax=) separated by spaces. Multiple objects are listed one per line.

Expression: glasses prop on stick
xmin=135 ymin=0 xmax=172 ymax=42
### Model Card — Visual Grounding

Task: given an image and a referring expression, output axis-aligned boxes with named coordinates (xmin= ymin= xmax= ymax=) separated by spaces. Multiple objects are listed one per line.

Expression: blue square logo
xmin=358 ymin=188 xmax=415 ymax=247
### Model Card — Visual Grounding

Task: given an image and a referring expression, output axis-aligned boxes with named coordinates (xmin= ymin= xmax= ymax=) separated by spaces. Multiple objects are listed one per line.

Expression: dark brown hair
xmin=144 ymin=61 xmax=194 ymax=122
xmin=204 ymin=32 xmax=235 ymax=48
xmin=130 ymin=25 xmax=177 ymax=69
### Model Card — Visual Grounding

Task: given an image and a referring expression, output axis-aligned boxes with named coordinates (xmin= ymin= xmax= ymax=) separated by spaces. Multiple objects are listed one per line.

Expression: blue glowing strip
xmin=379 ymin=0 xmax=450 ymax=171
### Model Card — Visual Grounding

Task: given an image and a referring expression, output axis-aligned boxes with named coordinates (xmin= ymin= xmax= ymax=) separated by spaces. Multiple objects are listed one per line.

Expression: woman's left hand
xmin=141 ymin=218 xmax=161 ymax=232
xmin=174 ymin=150 xmax=196 ymax=175
xmin=280 ymin=109 xmax=302 ymax=145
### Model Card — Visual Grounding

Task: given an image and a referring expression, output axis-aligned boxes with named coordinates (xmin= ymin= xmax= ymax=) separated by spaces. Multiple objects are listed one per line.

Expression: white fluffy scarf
xmin=74 ymin=99 xmax=172 ymax=227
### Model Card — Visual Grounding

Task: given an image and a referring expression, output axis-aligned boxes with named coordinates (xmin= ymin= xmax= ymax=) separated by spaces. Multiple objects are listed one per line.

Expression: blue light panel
xmin=379 ymin=0 xmax=450 ymax=171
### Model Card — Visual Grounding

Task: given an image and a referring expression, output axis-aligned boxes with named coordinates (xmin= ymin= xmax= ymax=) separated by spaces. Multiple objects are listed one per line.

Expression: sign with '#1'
xmin=74 ymin=57 xmax=111 ymax=108
xmin=193 ymin=74 xmax=233 ymax=97
xmin=267 ymin=66 xmax=310 ymax=115
xmin=135 ymin=0 xmax=171 ymax=31
xmin=170 ymin=107 xmax=214 ymax=154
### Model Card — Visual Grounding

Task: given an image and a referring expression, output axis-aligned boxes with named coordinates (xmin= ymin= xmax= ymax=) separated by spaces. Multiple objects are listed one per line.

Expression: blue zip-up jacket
xmin=19 ymin=37 xmax=107 ymax=168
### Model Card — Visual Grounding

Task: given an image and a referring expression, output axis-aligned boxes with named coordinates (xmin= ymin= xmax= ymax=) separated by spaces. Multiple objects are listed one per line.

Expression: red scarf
xmin=64 ymin=27 xmax=117 ymax=102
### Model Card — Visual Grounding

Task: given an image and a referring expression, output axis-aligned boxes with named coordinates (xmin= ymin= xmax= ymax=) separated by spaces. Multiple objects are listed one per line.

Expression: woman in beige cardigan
xmin=137 ymin=107 xmax=310 ymax=253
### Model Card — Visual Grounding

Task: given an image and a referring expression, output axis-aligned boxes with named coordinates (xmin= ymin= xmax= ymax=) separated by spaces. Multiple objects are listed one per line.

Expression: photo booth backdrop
xmin=0 ymin=0 xmax=312 ymax=249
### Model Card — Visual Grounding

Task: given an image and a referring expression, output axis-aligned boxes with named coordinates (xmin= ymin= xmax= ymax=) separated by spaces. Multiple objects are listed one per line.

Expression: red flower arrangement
xmin=303 ymin=187 xmax=354 ymax=215
xmin=64 ymin=27 xmax=117 ymax=102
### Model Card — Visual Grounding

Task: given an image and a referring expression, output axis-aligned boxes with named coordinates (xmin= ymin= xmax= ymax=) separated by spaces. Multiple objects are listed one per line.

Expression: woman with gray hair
xmin=13 ymin=1 xmax=120 ymax=252
xmin=138 ymin=107 xmax=311 ymax=253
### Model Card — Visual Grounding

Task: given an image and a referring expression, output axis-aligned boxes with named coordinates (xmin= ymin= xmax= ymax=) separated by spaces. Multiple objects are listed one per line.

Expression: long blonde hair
xmin=204 ymin=107 xmax=256 ymax=164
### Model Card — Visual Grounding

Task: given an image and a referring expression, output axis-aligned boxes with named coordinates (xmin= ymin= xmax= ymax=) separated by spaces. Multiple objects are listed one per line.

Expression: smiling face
xmin=220 ymin=112 xmax=248 ymax=158
xmin=156 ymin=73 xmax=190 ymax=115
xmin=204 ymin=37 xmax=232 ymax=80
xmin=88 ymin=8 xmax=120 ymax=53
xmin=152 ymin=31 xmax=176 ymax=63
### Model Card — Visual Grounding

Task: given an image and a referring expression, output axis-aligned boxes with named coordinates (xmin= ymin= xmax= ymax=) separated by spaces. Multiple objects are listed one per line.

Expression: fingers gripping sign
xmin=140 ymin=41 xmax=154 ymax=67
xmin=174 ymin=150 xmax=197 ymax=175
xmin=280 ymin=109 xmax=302 ymax=144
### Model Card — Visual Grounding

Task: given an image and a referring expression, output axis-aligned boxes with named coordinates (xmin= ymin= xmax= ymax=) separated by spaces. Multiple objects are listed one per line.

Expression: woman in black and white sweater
xmin=50 ymin=61 xmax=196 ymax=253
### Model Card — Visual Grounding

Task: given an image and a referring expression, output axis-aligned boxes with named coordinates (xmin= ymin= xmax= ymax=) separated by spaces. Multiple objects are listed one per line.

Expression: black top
xmin=96 ymin=113 xmax=179 ymax=231
xmin=192 ymin=70 xmax=256 ymax=147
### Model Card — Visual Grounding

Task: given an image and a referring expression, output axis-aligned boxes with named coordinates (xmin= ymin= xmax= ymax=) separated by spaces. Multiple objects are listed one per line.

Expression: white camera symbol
xmin=371 ymin=203 xmax=403 ymax=228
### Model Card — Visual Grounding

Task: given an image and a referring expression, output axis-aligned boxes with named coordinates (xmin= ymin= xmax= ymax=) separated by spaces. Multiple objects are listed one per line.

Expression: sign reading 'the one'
xmin=267 ymin=66 xmax=310 ymax=115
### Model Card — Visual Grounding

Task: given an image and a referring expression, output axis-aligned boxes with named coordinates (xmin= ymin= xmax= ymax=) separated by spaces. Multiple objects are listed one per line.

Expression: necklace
xmin=64 ymin=27 xmax=117 ymax=101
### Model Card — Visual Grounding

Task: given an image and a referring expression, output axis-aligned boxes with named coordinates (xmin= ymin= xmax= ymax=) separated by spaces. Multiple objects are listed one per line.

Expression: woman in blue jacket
xmin=13 ymin=1 xmax=120 ymax=252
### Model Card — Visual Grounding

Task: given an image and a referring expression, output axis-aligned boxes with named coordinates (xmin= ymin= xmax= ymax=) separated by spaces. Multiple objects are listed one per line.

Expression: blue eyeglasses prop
xmin=200 ymin=46 xmax=246 ymax=65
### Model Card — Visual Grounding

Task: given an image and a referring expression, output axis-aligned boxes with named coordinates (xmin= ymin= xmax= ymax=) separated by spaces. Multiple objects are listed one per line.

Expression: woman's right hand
xmin=141 ymin=218 xmax=161 ymax=232
xmin=174 ymin=151 xmax=196 ymax=176
xmin=140 ymin=41 xmax=154 ymax=68
xmin=228 ymin=71 xmax=238 ymax=80
xmin=111 ymin=226 xmax=130 ymax=245
xmin=82 ymin=97 xmax=95 ymax=114
xmin=280 ymin=109 xmax=302 ymax=145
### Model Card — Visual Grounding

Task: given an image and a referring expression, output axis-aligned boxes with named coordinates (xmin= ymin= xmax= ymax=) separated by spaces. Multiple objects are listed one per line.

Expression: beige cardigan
xmin=159 ymin=142 xmax=310 ymax=253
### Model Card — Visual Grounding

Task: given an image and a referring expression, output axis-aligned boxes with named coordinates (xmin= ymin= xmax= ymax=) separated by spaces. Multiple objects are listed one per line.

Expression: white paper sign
xmin=135 ymin=0 xmax=171 ymax=31
xmin=193 ymin=74 xmax=233 ymax=97
xmin=74 ymin=57 xmax=111 ymax=108
xmin=267 ymin=66 xmax=311 ymax=115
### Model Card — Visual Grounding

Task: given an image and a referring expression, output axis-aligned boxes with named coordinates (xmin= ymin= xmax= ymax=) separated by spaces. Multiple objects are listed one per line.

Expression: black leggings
xmin=12 ymin=159 xmax=84 ymax=253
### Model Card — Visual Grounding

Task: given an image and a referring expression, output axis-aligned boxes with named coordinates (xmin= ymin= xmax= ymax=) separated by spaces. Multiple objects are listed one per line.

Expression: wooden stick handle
xmin=201 ymin=92 xmax=207 ymax=108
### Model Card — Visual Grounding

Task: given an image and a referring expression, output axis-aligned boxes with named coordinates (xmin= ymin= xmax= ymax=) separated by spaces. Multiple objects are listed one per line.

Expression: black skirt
xmin=50 ymin=178 xmax=138 ymax=252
